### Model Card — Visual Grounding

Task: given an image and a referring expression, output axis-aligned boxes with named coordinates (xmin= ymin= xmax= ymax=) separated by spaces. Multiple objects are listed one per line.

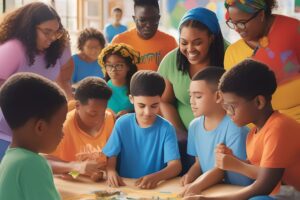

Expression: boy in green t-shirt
xmin=0 ymin=73 xmax=67 ymax=200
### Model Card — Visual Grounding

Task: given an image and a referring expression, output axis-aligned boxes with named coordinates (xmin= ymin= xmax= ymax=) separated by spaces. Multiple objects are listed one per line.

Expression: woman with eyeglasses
xmin=98 ymin=43 xmax=138 ymax=118
xmin=224 ymin=0 xmax=300 ymax=123
xmin=0 ymin=2 xmax=73 ymax=160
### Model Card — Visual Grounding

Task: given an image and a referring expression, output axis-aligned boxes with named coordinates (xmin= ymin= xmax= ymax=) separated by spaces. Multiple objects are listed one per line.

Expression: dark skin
xmin=132 ymin=5 xmax=160 ymax=40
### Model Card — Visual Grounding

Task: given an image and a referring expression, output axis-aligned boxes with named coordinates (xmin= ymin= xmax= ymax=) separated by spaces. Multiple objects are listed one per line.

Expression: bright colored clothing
xmin=112 ymin=28 xmax=177 ymax=71
xmin=71 ymin=54 xmax=104 ymax=83
xmin=51 ymin=109 xmax=114 ymax=163
xmin=0 ymin=148 xmax=61 ymax=200
xmin=0 ymin=39 xmax=71 ymax=143
xmin=247 ymin=112 xmax=300 ymax=191
xmin=107 ymin=80 xmax=133 ymax=114
xmin=188 ymin=115 xmax=252 ymax=186
xmin=224 ymin=15 xmax=300 ymax=122
xmin=102 ymin=113 xmax=180 ymax=178
xmin=104 ymin=24 xmax=127 ymax=43
xmin=158 ymin=48 xmax=193 ymax=129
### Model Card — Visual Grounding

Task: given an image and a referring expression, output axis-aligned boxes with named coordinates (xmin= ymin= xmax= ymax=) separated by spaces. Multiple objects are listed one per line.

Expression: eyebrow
xmin=180 ymin=38 xmax=202 ymax=42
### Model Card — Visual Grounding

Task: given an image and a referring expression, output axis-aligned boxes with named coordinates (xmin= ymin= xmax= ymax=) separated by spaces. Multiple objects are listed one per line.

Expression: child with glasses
xmin=98 ymin=43 xmax=138 ymax=118
xmin=72 ymin=28 xmax=106 ymax=84
xmin=180 ymin=67 xmax=252 ymax=198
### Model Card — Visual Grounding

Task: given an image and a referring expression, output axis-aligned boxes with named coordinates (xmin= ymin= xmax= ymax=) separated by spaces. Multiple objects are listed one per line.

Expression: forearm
xmin=186 ymin=161 xmax=202 ymax=182
xmin=160 ymin=102 xmax=186 ymax=131
xmin=194 ymin=168 xmax=224 ymax=192
xmin=47 ymin=158 xmax=78 ymax=174
xmin=106 ymin=156 xmax=117 ymax=172
xmin=228 ymin=158 xmax=259 ymax=179
xmin=151 ymin=160 xmax=182 ymax=182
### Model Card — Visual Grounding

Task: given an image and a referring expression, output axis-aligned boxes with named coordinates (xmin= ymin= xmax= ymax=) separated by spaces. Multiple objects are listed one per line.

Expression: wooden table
xmin=54 ymin=176 xmax=242 ymax=200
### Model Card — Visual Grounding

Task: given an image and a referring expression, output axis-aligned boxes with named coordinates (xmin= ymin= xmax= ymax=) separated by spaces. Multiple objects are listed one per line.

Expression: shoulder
xmin=156 ymin=30 xmax=176 ymax=40
xmin=115 ymin=113 xmax=134 ymax=126
xmin=188 ymin=117 xmax=202 ymax=133
xmin=226 ymin=39 xmax=245 ymax=52
xmin=158 ymin=48 xmax=178 ymax=73
xmin=224 ymin=116 xmax=249 ymax=135
xmin=274 ymin=14 xmax=299 ymax=25
xmin=265 ymin=112 xmax=300 ymax=133
xmin=0 ymin=39 xmax=25 ymax=53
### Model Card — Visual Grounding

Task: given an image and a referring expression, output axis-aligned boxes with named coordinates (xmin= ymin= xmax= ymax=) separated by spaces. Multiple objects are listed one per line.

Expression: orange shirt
xmin=51 ymin=109 xmax=115 ymax=164
xmin=247 ymin=112 xmax=300 ymax=191
xmin=112 ymin=28 xmax=177 ymax=71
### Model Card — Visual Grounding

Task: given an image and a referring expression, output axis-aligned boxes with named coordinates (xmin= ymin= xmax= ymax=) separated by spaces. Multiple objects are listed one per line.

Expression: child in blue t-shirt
xmin=72 ymin=28 xmax=106 ymax=83
xmin=0 ymin=73 xmax=67 ymax=200
xmin=103 ymin=70 xmax=181 ymax=189
xmin=104 ymin=7 xmax=127 ymax=43
xmin=180 ymin=67 xmax=252 ymax=197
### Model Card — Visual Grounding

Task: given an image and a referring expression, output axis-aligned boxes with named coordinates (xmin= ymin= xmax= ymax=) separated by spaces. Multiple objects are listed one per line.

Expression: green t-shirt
xmin=0 ymin=148 xmax=61 ymax=200
xmin=107 ymin=80 xmax=134 ymax=114
xmin=158 ymin=48 xmax=194 ymax=129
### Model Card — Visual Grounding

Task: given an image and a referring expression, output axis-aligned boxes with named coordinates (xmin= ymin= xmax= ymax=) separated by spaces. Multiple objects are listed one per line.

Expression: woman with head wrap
xmin=158 ymin=7 xmax=227 ymax=174
xmin=224 ymin=0 xmax=300 ymax=123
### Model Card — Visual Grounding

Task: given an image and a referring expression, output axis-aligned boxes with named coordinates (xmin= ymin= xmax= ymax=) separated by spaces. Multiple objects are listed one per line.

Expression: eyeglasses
xmin=134 ymin=16 xmax=160 ymax=25
xmin=105 ymin=63 xmax=126 ymax=71
xmin=221 ymin=102 xmax=237 ymax=115
xmin=37 ymin=27 xmax=65 ymax=40
xmin=226 ymin=10 xmax=262 ymax=30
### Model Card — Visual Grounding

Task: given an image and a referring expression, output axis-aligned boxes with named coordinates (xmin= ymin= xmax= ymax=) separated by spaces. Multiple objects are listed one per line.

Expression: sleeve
xmin=58 ymin=45 xmax=72 ymax=67
xmin=224 ymin=45 xmax=235 ymax=70
xmin=20 ymin=159 xmax=60 ymax=200
xmin=102 ymin=122 xmax=122 ymax=157
xmin=187 ymin=121 xmax=197 ymax=157
xmin=163 ymin=125 xmax=180 ymax=163
xmin=0 ymin=40 xmax=25 ymax=80
xmin=226 ymin=126 xmax=249 ymax=161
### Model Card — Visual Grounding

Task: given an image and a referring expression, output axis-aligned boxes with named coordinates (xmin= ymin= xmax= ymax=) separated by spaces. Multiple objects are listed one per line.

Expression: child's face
xmin=105 ymin=55 xmax=129 ymax=82
xmin=76 ymin=99 xmax=107 ymax=129
xmin=82 ymin=39 xmax=103 ymax=61
xmin=189 ymin=80 xmax=219 ymax=117
xmin=221 ymin=92 xmax=257 ymax=126
xmin=112 ymin=11 xmax=122 ymax=22
xmin=130 ymin=95 xmax=160 ymax=127
xmin=41 ymin=105 xmax=67 ymax=153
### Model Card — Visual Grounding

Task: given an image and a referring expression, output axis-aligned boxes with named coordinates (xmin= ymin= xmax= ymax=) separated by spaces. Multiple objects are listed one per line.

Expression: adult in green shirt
xmin=158 ymin=7 xmax=226 ymax=173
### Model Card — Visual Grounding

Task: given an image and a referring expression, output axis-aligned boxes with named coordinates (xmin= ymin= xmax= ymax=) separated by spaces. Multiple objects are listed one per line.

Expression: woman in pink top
xmin=0 ymin=2 xmax=73 ymax=159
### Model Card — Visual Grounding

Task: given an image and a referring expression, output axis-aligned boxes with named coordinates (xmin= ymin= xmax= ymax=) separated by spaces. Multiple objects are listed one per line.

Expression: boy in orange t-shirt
xmin=183 ymin=59 xmax=300 ymax=200
xmin=111 ymin=0 xmax=177 ymax=71
xmin=47 ymin=77 xmax=114 ymax=181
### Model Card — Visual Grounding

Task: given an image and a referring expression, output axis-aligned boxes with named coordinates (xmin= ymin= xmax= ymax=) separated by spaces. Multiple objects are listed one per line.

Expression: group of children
xmin=1 ymin=58 xmax=300 ymax=199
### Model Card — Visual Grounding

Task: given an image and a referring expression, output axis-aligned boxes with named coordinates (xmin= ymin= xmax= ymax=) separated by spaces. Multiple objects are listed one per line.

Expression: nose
xmin=190 ymin=96 xmax=195 ymax=105
xmin=187 ymin=44 xmax=195 ymax=52
xmin=144 ymin=107 xmax=151 ymax=115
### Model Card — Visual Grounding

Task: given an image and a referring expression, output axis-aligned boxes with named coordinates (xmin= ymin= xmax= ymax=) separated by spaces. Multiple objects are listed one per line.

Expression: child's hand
xmin=179 ymin=182 xmax=201 ymax=197
xmin=215 ymin=143 xmax=233 ymax=155
xmin=215 ymin=152 xmax=239 ymax=171
xmin=135 ymin=174 xmax=160 ymax=189
xmin=180 ymin=174 xmax=194 ymax=186
xmin=106 ymin=170 xmax=126 ymax=187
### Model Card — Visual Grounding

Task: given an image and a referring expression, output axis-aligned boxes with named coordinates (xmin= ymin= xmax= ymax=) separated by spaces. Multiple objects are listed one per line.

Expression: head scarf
xmin=225 ymin=0 xmax=267 ymax=14
xmin=178 ymin=7 xmax=221 ymax=34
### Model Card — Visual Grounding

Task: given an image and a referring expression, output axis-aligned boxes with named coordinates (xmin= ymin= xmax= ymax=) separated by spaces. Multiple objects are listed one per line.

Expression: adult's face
xmin=133 ymin=5 xmax=160 ymax=40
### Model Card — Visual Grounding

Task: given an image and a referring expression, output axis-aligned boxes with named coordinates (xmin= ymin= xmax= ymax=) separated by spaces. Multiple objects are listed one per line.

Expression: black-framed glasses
xmin=226 ymin=10 xmax=262 ymax=30
xmin=105 ymin=63 xmax=126 ymax=71
xmin=37 ymin=27 xmax=65 ymax=40
xmin=221 ymin=102 xmax=237 ymax=115
xmin=134 ymin=15 xmax=160 ymax=25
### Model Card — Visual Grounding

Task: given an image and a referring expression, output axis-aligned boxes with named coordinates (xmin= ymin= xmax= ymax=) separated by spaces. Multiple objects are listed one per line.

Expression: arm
xmin=106 ymin=156 xmax=126 ymax=187
xmin=56 ymin=58 xmax=74 ymax=101
xmin=181 ymin=157 xmax=201 ymax=186
xmin=135 ymin=159 xmax=182 ymax=189
xmin=160 ymin=78 xmax=187 ymax=132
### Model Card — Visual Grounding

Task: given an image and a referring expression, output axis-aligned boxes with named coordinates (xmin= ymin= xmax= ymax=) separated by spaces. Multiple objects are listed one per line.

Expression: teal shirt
xmin=0 ymin=148 xmax=61 ymax=200
xmin=107 ymin=80 xmax=134 ymax=114
xmin=158 ymin=48 xmax=193 ymax=129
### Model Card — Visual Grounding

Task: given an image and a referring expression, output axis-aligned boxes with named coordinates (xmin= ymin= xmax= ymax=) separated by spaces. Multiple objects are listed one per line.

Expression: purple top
xmin=0 ymin=39 xmax=71 ymax=141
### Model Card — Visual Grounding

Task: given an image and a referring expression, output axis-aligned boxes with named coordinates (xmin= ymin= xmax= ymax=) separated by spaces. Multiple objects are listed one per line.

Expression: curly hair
xmin=0 ymin=2 xmax=69 ymax=68
xmin=98 ymin=43 xmax=139 ymax=94
xmin=77 ymin=28 xmax=106 ymax=51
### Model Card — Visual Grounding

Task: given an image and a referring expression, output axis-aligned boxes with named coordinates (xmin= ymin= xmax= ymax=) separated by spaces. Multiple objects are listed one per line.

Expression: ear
xmin=34 ymin=119 xmax=47 ymax=137
xmin=129 ymin=95 xmax=134 ymax=104
xmin=215 ymin=90 xmax=223 ymax=104
xmin=255 ymin=95 xmax=266 ymax=110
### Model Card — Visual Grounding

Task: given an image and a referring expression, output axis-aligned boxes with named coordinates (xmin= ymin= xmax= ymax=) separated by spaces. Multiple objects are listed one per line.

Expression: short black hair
xmin=177 ymin=20 xmax=225 ymax=73
xmin=130 ymin=70 xmax=165 ymax=96
xmin=0 ymin=73 xmax=67 ymax=130
xmin=134 ymin=0 xmax=159 ymax=10
xmin=219 ymin=59 xmax=277 ymax=101
xmin=77 ymin=28 xmax=106 ymax=51
xmin=75 ymin=77 xmax=112 ymax=104
xmin=112 ymin=7 xmax=122 ymax=13
xmin=192 ymin=67 xmax=226 ymax=90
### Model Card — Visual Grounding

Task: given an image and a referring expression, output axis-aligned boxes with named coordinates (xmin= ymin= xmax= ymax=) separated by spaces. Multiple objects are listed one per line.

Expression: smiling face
xmin=179 ymin=26 xmax=213 ymax=66
xmin=133 ymin=5 xmax=160 ymax=40
xmin=130 ymin=95 xmax=160 ymax=128
xmin=82 ymin=39 xmax=103 ymax=61
xmin=104 ymin=54 xmax=129 ymax=82
xmin=36 ymin=19 xmax=61 ymax=51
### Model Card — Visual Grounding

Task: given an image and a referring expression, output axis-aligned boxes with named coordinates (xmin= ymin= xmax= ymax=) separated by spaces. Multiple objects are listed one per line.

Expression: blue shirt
xmin=103 ymin=113 xmax=180 ymax=178
xmin=107 ymin=80 xmax=134 ymax=114
xmin=71 ymin=54 xmax=104 ymax=83
xmin=188 ymin=115 xmax=253 ymax=186
xmin=104 ymin=24 xmax=127 ymax=43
